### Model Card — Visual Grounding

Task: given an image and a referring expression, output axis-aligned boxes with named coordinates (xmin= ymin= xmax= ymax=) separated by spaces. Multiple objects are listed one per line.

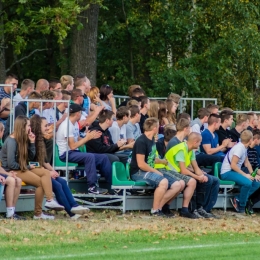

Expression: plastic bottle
xmin=251 ymin=167 xmax=258 ymax=178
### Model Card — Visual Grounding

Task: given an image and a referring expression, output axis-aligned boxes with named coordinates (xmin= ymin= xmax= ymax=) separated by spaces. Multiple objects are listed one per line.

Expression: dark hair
xmin=5 ymin=73 xmax=18 ymax=81
xmin=197 ymin=108 xmax=210 ymax=119
xmin=140 ymin=96 xmax=149 ymax=108
xmin=208 ymin=113 xmax=220 ymax=125
xmin=49 ymin=79 xmax=61 ymax=90
xmin=28 ymin=91 xmax=42 ymax=100
xmin=220 ymin=110 xmax=234 ymax=123
xmin=132 ymin=88 xmax=145 ymax=97
xmin=164 ymin=128 xmax=177 ymax=142
xmin=253 ymin=129 xmax=260 ymax=139
xmin=116 ymin=106 xmax=129 ymax=120
xmin=30 ymin=115 xmax=47 ymax=166
xmin=100 ymin=84 xmax=113 ymax=101
xmin=177 ymin=112 xmax=191 ymax=122
xmin=98 ymin=109 xmax=114 ymax=123
xmin=71 ymin=89 xmax=83 ymax=101
xmin=129 ymin=105 xmax=140 ymax=118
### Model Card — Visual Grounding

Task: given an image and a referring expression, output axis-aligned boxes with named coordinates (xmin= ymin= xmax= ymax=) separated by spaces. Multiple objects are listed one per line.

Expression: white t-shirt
xmin=220 ymin=142 xmax=247 ymax=174
xmin=109 ymin=121 xmax=127 ymax=143
xmin=13 ymin=93 xmax=25 ymax=107
xmin=42 ymin=108 xmax=56 ymax=124
xmin=56 ymin=119 xmax=79 ymax=156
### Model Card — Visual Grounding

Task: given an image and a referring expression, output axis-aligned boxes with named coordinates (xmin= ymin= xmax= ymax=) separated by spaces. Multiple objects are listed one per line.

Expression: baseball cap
xmin=69 ymin=103 xmax=84 ymax=114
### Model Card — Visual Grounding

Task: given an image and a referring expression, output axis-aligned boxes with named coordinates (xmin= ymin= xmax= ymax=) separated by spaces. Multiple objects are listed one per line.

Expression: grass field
xmin=1 ymin=209 xmax=260 ymax=259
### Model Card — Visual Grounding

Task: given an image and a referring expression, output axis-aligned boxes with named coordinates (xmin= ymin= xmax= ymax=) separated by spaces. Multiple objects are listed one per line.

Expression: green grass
xmin=1 ymin=209 xmax=260 ymax=259
xmin=2 ymin=230 xmax=260 ymax=260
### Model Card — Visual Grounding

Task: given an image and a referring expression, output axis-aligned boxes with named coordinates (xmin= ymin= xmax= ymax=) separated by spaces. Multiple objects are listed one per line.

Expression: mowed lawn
xmin=1 ymin=210 xmax=260 ymax=260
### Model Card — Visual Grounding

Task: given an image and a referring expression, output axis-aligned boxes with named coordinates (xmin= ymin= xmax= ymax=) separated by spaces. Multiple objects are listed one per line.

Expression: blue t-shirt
xmin=201 ymin=129 xmax=225 ymax=157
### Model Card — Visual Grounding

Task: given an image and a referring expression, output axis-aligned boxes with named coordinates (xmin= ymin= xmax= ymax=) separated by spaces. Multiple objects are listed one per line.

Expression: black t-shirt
xmin=139 ymin=113 xmax=149 ymax=133
xmin=156 ymin=137 xmax=166 ymax=158
xmin=215 ymin=125 xmax=233 ymax=145
xmin=130 ymin=134 xmax=156 ymax=175
xmin=229 ymin=128 xmax=240 ymax=143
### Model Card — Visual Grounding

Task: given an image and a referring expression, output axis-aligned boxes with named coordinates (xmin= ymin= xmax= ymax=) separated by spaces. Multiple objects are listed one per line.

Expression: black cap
xmin=69 ymin=103 xmax=84 ymax=114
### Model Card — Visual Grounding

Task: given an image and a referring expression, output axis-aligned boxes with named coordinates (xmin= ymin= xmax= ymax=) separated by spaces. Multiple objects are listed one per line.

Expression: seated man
xmin=229 ymin=114 xmax=249 ymax=143
xmin=130 ymin=117 xmax=184 ymax=217
xmin=139 ymin=96 xmax=150 ymax=133
xmin=126 ymin=105 xmax=142 ymax=143
xmin=86 ymin=110 xmax=133 ymax=164
xmin=165 ymin=132 xmax=220 ymax=218
xmin=221 ymin=130 xmax=260 ymax=214
xmin=109 ymin=106 xmax=130 ymax=143
xmin=190 ymin=108 xmax=210 ymax=134
xmin=56 ymin=104 xmax=111 ymax=194
xmin=215 ymin=110 xmax=236 ymax=151
xmin=0 ymin=168 xmax=24 ymax=219
xmin=201 ymin=113 xmax=230 ymax=158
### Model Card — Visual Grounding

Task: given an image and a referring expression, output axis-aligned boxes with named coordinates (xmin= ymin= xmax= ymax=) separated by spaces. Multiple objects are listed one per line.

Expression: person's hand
xmin=86 ymin=130 xmax=102 ymax=141
xmin=10 ymin=171 xmax=17 ymax=179
xmin=28 ymin=130 xmax=35 ymax=143
xmin=29 ymin=164 xmax=36 ymax=169
xmin=94 ymin=94 xmax=102 ymax=104
xmin=227 ymin=141 xmax=236 ymax=148
xmin=0 ymin=175 xmax=6 ymax=185
xmin=50 ymin=170 xmax=59 ymax=179
xmin=108 ymin=95 xmax=115 ymax=104
xmin=95 ymin=105 xmax=104 ymax=113
xmin=154 ymin=134 xmax=159 ymax=142
xmin=163 ymin=159 xmax=168 ymax=166
xmin=245 ymin=174 xmax=254 ymax=181
xmin=79 ymin=120 xmax=88 ymax=128
xmin=197 ymin=175 xmax=204 ymax=182
xmin=222 ymin=138 xmax=231 ymax=147
xmin=117 ymin=139 xmax=125 ymax=148
xmin=202 ymin=175 xmax=208 ymax=182
xmin=255 ymin=175 xmax=260 ymax=181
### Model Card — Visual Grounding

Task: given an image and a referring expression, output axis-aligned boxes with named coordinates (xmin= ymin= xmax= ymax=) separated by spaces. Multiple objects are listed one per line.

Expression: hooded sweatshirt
xmin=86 ymin=121 xmax=119 ymax=154
xmin=190 ymin=118 xmax=203 ymax=134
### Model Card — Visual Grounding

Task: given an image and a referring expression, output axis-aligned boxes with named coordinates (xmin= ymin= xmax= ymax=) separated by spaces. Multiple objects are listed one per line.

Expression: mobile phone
xmin=120 ymin=134 xmax=124 ymax=139
xmin=29 ymin=162 xmax=40 ymax=167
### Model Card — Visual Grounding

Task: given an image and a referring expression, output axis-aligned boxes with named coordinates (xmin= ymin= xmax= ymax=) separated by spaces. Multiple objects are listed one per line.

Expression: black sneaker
xmin=151 ymin=209 xmax=167 ymax=217
xmin=197 ymin=207 xmax=213 ymax=218
xmin=161 ymin=208 xmax=175 ymax=218
xmin=88 ymin=186 xmax=108 ymax=195
xmin=245 ymin=200 xmax=254 ymax=215
xmin=192 ymin=209 xmax=204 ymax=218
xmin=180 ymin=211 xmax=199 ymax=219
xmin=230 ymin=197 xmax=239 ymax=212
xmin=6 ymin=213 xmax=26 ymax=220
xmin=207 ymin=212 xmax=221 ymax=219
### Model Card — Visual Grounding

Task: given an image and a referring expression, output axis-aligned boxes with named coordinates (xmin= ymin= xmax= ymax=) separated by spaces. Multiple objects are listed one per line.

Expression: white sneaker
xmin=33 ymin=213 xmax=55 ymax=220
xmin=71 ymin=205 xmax=90 ymax=215
xmin=70 ymin=214 xmax=81 ymax=220
xmin=45 ymin=200 xmax=64 ymax=211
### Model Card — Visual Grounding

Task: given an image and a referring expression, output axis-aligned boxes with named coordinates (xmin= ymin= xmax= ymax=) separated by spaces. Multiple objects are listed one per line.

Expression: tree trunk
xmin=70 ymin=3 xmax=99 ymax=86
xmin=0 ymin=1 xmax=6 ymax=82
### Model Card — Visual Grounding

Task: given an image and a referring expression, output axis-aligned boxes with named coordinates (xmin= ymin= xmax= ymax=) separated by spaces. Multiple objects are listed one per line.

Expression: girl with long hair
xmin=158 ymin=101 xmax=170 ymax=135
xmin=30 ymin=115 xmax=89 ymax=219
xmin=0 ymin=115 xmax=64 ymax=219
xmin=147 ymin=100 xmax=159 ymax=118
xmin=166 ymin=98 xmax=178 ymax=126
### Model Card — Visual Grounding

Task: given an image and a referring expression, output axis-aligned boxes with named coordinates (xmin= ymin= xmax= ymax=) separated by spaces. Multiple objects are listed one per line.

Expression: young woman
xmin=30 ymin=115 xmax=89 ymax=220
xmin=158 ymin=101 xmax=169 ymax=135
xmin=88 ymin=86 xmax=101 ymax=106
xmin=0 ymin=115 xmax=64 ymax=220
xmin=166 ymin=98 xmax=178 ymax=125
xmin=99 ymin=84 xmax=117 ymax=114
xmin=148 ymin=100 xmax=159 ymax=119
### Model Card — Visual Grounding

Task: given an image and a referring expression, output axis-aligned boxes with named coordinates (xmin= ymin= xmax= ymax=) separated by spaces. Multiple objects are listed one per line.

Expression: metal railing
xmin=114 ymin=95 xmax=218 ymax=119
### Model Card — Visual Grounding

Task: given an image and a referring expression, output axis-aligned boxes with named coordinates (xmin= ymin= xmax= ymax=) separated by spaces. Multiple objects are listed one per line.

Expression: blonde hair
xmin=240 ymin=130 xmax=253 ymax=143
xmin=60 ymin=75 xmax=73 ymax=90
xmin=148 ymin=100 xmax=159 ymax=118
xmin=127 ymin=99 xmax=139 ymax=108
xmin=168 ymin=93 xmax=180 ymax=104
xmin=88 ymin=86 xmax=100 ymax=103
xmin=236 ymin=114 xmax=248 ymax=125
xmin=143 ymin=117 xmax=159 ymax=132
xmin=166 ymin=99 xmax=176 ymax=124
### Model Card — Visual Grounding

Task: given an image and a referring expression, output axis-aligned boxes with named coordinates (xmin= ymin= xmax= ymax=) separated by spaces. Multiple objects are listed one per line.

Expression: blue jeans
xmin=222 ymin=170 xmax=260 ymax=207
xmin=60 ymin=150 xmax=112 ymax=186
xmin=52 ymin=177 xmax=78 ymax=217
xmin=190 ymin=175 xmax=219 ymax=212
